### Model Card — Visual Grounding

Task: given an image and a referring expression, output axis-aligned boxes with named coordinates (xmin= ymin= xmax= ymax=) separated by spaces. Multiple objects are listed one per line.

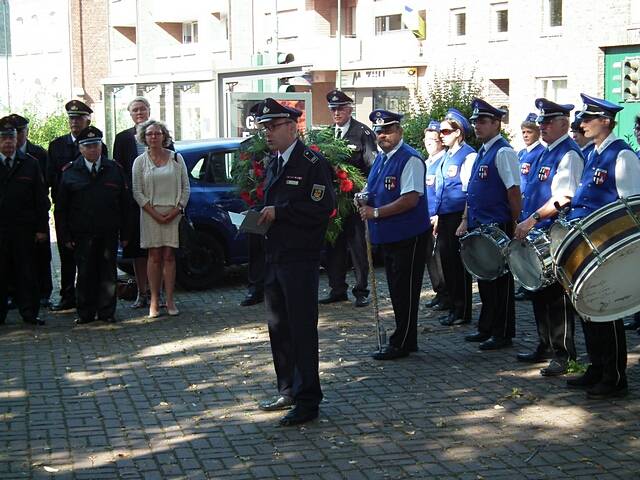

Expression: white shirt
xmin=382 ymin=139 xmax=425 ymax=196
xmin=462 ymin=134 xmax=520 ymax=191
xmin=450 ymin=142 xmax=477 ymax=189
xmin=426 ymin=149 xmax=445 ymax=166
xmin=596 ymin=133 xmax=640 ymax=197
xmin=84 ymin=156 xmax=101 ymax=173
xmin=278 ymin=140 xmax=298 ymax=167
xmin=335 ymin=120 xmax=351 ymax=139
xmin=0 ymin=151 xmax=14 ymax=167
xmin=526 ymin=140 xmax=542 ymax=152
xmin=545 ymin=134 xmax=584 ymax=198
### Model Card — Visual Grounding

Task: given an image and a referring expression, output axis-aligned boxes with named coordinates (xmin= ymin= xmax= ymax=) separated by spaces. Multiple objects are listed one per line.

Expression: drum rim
xmin=461 ymin=230 xmax=508 ymax=280
xmin=506 ymin=239 xmax=546 ymax=290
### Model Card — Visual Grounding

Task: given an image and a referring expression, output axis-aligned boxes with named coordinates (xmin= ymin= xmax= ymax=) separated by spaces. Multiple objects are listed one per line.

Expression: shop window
xmin=373 ymin=88 xmax=409 ymax=112
xmin=375 ymin=14 xmax=404 ymax=35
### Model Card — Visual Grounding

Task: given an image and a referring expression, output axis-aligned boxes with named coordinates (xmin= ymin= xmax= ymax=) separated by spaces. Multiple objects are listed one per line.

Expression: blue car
xmin=119 ymin=137 xmax=252 ymax=290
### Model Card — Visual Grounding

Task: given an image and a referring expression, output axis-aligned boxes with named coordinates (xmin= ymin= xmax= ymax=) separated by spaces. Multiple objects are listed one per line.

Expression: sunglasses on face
xmin=439 ymin=128 xmax=457 ymax=136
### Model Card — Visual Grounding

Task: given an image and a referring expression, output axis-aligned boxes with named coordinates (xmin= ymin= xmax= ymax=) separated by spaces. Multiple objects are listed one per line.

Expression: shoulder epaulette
xmin=61 ymin=162 xmax=73 ymax=172
xmin=303 ymin=148 xmax=319 ymax=164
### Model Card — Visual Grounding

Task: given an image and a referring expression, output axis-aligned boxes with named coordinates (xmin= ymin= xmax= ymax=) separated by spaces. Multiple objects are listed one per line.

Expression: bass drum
xmin=554 ymin=195 xmax=640 ymax=322
xmin=506 ymin=230 xmax=554 ymax=291
xmin=460 ymin=225 xmax=510 ymax=280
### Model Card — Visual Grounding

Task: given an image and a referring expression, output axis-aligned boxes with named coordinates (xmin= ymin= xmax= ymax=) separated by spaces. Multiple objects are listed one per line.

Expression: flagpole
xmin=337 ymin=0 xmax=342 ymax=89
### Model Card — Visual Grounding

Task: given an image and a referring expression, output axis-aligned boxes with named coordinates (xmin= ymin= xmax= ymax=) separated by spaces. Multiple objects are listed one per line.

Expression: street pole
xmin=337 ymin=0 xmax=342 ymax=89
xmin=2 ymin=0 xmax=10 ymax=110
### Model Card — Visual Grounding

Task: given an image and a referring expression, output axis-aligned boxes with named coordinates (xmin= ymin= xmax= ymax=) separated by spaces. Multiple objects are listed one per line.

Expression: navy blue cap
xmin=65 ymin=99 xmax=92 ymax=117
xmin=8 ymin=113 xmax=29 ymax=130
xmin=326 ymin=89 xmax=353 ymax=107
xmin=571 ymin=112 xmax=584 ymax=131
xmin=369 ymin=109 xmax=403 ymax=132
xmin=425 ymin=119 xmax=440 ymax=132
xmin=579 ymin=93 xmax=623 ymax=119
xmin=444 ymin=108 xmax=471 ymax=135
xmin=535 ymin=98 xmax=574 ymax=123
xmin=255 ymin=98 xmax=302 ymax=124
xmin=0 ymin=116 xmax=16 ymax=136
xmin=76 ymin=126 xmax=103 ymax=146
xmin=522 ymin=113 xmax=538 ymax=125
xmin=469 ymin=98 xmax=506 ymax=120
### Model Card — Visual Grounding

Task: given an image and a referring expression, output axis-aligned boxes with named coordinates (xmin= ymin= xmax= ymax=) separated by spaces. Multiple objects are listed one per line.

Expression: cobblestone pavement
xmin=1 ymin=246 xmax=640 ymax=479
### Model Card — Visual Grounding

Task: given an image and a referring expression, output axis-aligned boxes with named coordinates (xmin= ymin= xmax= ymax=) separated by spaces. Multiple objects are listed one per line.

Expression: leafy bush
xmin=26 ymin=110 xmax=69 ymax=149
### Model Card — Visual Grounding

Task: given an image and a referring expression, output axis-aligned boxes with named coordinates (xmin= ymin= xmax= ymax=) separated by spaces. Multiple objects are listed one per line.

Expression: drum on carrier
xmin=554 ymin=195 xmax=640 ymax=322
xmin=460 ymin=224 xmax=510 ymax=280
xmin=506 ymin=229 xmax=554 ymax=291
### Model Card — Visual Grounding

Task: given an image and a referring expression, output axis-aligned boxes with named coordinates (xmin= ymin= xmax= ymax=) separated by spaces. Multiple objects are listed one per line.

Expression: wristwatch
xmin=373 ymin=208 xmax=379 ymax=219
xmin=532 ymin=211 xmax=541 ymax=222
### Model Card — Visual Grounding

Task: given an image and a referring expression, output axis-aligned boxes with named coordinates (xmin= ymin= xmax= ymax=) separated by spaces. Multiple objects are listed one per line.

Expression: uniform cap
xmin=425 ymin=119 xmax=440 ymax=132
xmin=368 ymin=109 xmax=403 ymax=132
xmin=65 ymin=99 xmax=93 ymax=117
xmin=535 ymin=98 xmax=574 ymax=123
xmin=76 ymin=126 xmax=103 ymax=145
xmin=326 ymin=89 xmax=354 ymax=107
xmin=444 ymin=108 xmax=471 ymax=135
xmin=469 ymin=98 xmax=506 ymax=120
xmin=254 ymin=98 xmax=302 ymax=124
xmin=0 ymin=116 xmax=17 ymax=136
xmin=8 ymin=113 xmax=29 ymax=130
xmin=579 ymin=93 xmax=623 ymax=119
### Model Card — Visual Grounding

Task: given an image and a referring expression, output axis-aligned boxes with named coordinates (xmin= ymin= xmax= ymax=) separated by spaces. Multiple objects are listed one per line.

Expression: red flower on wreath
xmin=239 ymin=151 xmax=251 ymax=161
xmin=329 ymin=208 xmax=337 ymax=218
xmin=253 ymin=161 xmax=265 ymax=178
xmin=255 ymin=183 xmax=265 ymax=201
xmin=309 ymin=144 xmax=321 ymax=152
xmin=240 ymin=191 xmax=254 ymax=206
xmin=336 ymin=169 xmax=348 ymax=180
xmin=339 ymin=179 xmax=354 ymax=193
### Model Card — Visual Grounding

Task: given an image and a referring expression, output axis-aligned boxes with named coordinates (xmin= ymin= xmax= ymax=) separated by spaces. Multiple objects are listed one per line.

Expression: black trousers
xmin=264 ymin=259 xmax=322 ymax=408
xmin=381 ymin=231 xmax=428 ymax=351
xmin=73 ymin=234 xmax=119 ymax=321
xmin=530 ymin=282 xmax=576 ymax=361
xmin=324 ymin=212 xmax=369 ymax=298
xmin=425 ymin=230 xmax=448 ymax=302
xmin=438 ymin=211 xmax=472 ymax=319
xmin=0 ymin=229 xmax=40 ymax=322
xmin=581 ymin=319 xmax=627 ymax=387
xmin=54 ymin=210 xmax=76 ymax=303
xmin=35 ymin=236 xmax=53 ymax=299
xmin=246 ymin=233 xmax=265 ymax=297
xmin=476 ymin=222 xmax=516 ymax=339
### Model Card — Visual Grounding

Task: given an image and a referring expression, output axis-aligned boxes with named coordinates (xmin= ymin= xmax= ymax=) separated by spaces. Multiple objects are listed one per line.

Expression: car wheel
xmin=176 ymin=230 xmax=225 ymax=290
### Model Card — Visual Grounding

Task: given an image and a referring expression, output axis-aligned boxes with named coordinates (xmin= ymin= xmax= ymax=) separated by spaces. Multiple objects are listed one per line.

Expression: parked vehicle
xmin=118 ymin=137 xmax=252 ymax=290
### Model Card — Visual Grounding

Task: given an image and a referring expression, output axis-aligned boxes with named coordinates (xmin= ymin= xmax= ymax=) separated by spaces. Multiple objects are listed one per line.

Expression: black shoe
xmin=465 ymin=332 xmax=491 ymax=342
xmin=100 ymin=316 xmax=117 ymax=323
xmin=433 ymin=302 xmax=451 ymax=311
xmin=566 ymin=366 xmax=602 ymax=390
xmin=354 ymin=296 xmax=369 ymax=308
xmin=623 ymin=318 xmax=640 ymax=330
xmin=50 ymin=301 xmax=75 ymax=312
xmin=371 ymin=344 xmax=410 ymax=360
xmin=240 ymin=294 xmax=264 ymax=307
xmin=258 ymin=396 xmax=294 ymax=411
xmin=425 ymin=297 xmax=440 ymax=308
xmin=439 ymin=312 xmax=456 ymax=326
xmin=540 ymin=359 xmax=569 ymax=377
xmin=479 ymin=336 xmax=512 ymax=351
xmin=7 ymin=297 xmax=16 ymax=310
xmin=319 ymin=293 xmax=348 ymax=304
xmin=516 ymin=348 xmax=553 ymax=363
xmin=39 ymin=298 xmax=51 ymax=308
xmin=74 ymin=317 xmax=96 ymax=325
xmin=586 ymin=380 xmax=628 ymax=399
xmin=23 ymin=317 xmax=45 ymax=326
xmin=279 ymin=405 xmax=319 ymax=426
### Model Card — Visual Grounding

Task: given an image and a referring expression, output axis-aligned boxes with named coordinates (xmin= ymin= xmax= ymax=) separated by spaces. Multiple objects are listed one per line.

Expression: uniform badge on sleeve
xmin=311 ymin=184 xmax=326 ymax=201
xmin=538 ymin=166 xmax=551 ymax=181
xmin=520 ymin=163 xmax=530 ymax=176
xmin=447 ymin=165 xmax=458 ymax=178
xmin=478 ymin=165 xmax=488 ymax=179
xmin=593 ymin=168 xmax=607 ymax=185
xmin=384 ymin=176 xmax=397 ymax=190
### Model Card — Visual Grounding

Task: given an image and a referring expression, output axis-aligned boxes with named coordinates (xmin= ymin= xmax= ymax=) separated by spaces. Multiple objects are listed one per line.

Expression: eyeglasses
xmin=259 ymin=121 xmax=292 ymax=133
xmin=329 ymin=106 xmax=349 ymax=113
xmin=145 ymin=131 xmax=163 ymax=137
xmin=439 ymin=128 xmax=457 ymax=136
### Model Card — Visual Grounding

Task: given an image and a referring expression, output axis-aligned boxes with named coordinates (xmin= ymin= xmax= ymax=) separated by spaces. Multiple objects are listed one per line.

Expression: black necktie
xmin=276 ymin=155 xmax=284 ymax=175
xmin=91 ymin=163 xmax=97 ymax=179
xmin=5 ymin=157 xmax=12 ymax=170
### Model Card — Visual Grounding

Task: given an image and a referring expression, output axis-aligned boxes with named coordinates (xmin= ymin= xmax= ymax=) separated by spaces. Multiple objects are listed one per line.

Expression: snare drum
xmin=507 ymin=230 xmax=554 ymax=291
xmin=548 ymin=218 xmax=575 ymax=260
xmin=554 ymin=195 xmax=640 ymax=322
xmin=460 ymin=225 xmax=510 ymax=280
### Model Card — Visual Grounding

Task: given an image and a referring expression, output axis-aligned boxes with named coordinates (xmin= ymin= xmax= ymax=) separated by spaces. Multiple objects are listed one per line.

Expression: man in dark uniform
xmin=320 ymin=90 xmax=376 ymax=307
xmin=457 ymin=99 xmax=521 ymax=350
xmin=358 ymin=110 xmax=430 ymax=360
xmin=55 ymin=126 xmax=129 ymax=325
xmin=514 ymin=99 xmax=584 ymax=376
xmin=565 ymin=94 xmax=640 ymax=399
xmin=10 ymin=113 xmax=53 ymax=307
xmin=48 ymin=100 xmax=108 ymax=312
xmin=0 ymin=117 xmax=50 ymax=326
xmin=255 ymin=98 xmax=335 ymax=426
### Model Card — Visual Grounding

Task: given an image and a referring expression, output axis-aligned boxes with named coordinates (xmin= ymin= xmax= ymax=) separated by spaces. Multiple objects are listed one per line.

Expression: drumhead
xmin=461 ymin=233 xmax=506 ymax=280
xmin=573 ymin=237 xmax=640 ymax=322
xmin=507 ymin=240 xmax=544 ymax=291
xmin=549 ymin=221 xmax=571 ymax=259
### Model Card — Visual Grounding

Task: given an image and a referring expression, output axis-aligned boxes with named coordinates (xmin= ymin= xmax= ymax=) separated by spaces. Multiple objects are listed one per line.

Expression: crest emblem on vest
xmin=478 ymin=165 xmax=488 ymax=179
xmin=520 ymin=163 xmax=530 ymax=176
xmin=593 ymin=168 xmax=607 ymax=185
xmin=311 ymin=184 xmax=325 ymax=201
xmin=384 ymin=176 xmax=397 ymax=190
xmin=538 ymin=166 xmax=551 ymax=181
xmin=447 ymin=165 xmax=458 ymax=178
xmin=426 ymin=174 xmax=435 ymax=186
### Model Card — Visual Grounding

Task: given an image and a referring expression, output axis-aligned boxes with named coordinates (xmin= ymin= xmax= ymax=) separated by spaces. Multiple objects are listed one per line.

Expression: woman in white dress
xmin=132 ymin=120 xmax=190 ymax=318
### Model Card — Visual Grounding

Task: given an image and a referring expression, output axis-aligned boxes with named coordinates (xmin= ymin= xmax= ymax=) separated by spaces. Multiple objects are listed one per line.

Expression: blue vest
xmin=467 ymin=136 xmax=513 ymax=229
xmin=434 ymin=143 xmax=475 ymax=215
xmin=367 ymin=142 xmax=430 ymax=245
xmin=636 ymin=149 xmax=640 ymax=160
xmin=425 ymin=152 xmax=444 ymax=217
xmin=568 ymin=138 xmax=633 ymax=220
xmin=582 ymin=142 xmax=595 ymax=159
xmin=521 ymin=137 xmax=583 ymax=228
xmin=517 ymin=142 xmax=545 ymax=193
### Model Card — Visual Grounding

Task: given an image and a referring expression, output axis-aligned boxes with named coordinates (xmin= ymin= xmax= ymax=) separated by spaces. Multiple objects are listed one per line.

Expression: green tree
xmin=22 ymin=108 xmax=69 ymax=149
